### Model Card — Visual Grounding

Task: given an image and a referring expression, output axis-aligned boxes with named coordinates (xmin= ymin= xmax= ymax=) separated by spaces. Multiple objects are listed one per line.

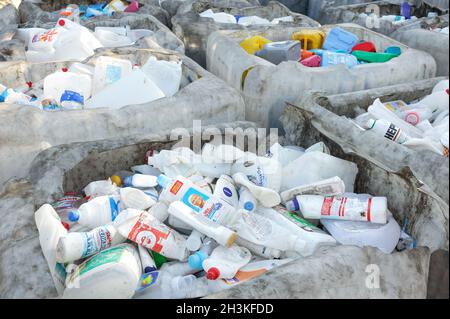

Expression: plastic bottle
xmin=235 ymin=210 xmax=308 ymax=253
xmin=138 ymin=245 xmax=157 ymax=273
xmin=416 ymin=89 xmax=449 ymax=113
xmin=68 ymin=195 xmax=122 ymax=229
xmin=398 ymin=108 xmax=433 ymax=126
xmin=322 ymin=27 xmax=359 ymax=53
xmin=123 ymin=174 xmax=158 ymax=188
xmin=400 ymin=1 xmax=412 ymax=19
xmin=238 ymin=186 xmax=256 ymax=212
xmin=148 ymin=201 xmax=169 ymax=222
xmin=34 ymin=204 xmax=68 ymax=295
xmin=266 ymin=143 xmax=304 ymax=166
xmin=280 ymin=176 xmax=346 ymax=203
xmin=120 ymin=187 xmax=156 ymax=210
xmin=364 ymin=118 xmax=410 ymax=144
xmin=83 ymin=179 xmax=119 ymax=198
xmin=199 ymin=9 xmax=237 ymax=24
xmin=63 ymin=244 xmax=141 ymax=299
xmin=234 ymin=237 xmax=282 ymax=259
xmin=237 ymin=16 xmax=270 ymax=26
xmin=188 ymin=238 xmax=218 ymax=270
xmin=202 ymin=245 xmax=252 ymax=280
xmin=213 ymin=175 xmax=239 ymax=207
xmin=321 ymin=212 xmax=401 ymax=254
xmin=286 ymin=194 xmax=387 ymax=224
xmin=186 ymin=230 xmax=206 ymax=251
xmin=157 ymin=174 xmax=242 ymax=227
xmin=260 ymin=206 xmax=336 ymax=257
xmin=43 ymin=71 xmax=92 ymax=109
xmin=85 ymin=69 xmax=165 ymax=109
xmin=94 ymin=26 xmax=134 ymax=48
xmin=167 ymin=201 xmax=237 ymax=248
xmin=322 ymin=51 xmax=358 ymax=68
xmin=92 ymin=56 xmax=132 ymax=95
xmin=167 ymin=214 xmax=194 ymax=233
xmin=114 ymin=209 xmax=189 ymax=261
xmin=56 ymin=224 xmax=126 ymax=263
xmin=232 ymin=173 xmax=281 ymax=208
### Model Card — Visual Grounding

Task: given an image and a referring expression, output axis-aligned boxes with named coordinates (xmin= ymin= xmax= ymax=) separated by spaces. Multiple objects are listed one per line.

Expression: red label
xmin=170 ymin=180 xmax=183 ymax=195
xmin=128 ymin=213 xmax=170 ymax=253
xmin=321 ymin=196 xmax=334 ymax=216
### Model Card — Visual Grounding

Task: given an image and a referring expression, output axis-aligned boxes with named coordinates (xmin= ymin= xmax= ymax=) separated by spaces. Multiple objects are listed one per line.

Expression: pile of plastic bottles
xmin=0 ymin=25 xmax=182 ymax=110
xmin=199 ymin=9 xmax=294 ymax=25
xmin=352 ymin=79 xmax=449 ymax=157
xmin=239 ymin=27 xmax=402 ymax=67
xmin=60 ymin=0 xmax=140 ymax=21
xmin=35 ymin=141 xmax=415 ymax=299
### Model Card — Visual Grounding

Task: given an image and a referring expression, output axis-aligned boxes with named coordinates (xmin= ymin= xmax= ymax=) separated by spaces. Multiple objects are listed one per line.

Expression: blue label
xmin=109 ymin=197 xmax=120 ymax=221
xmin=60 ymin=90 xmax=84 ymax=105
xmin=106 ymin=65 xmax=122 ymax=84
xmin=0 ymin=88 xmax=9 ymax=102
xmin=223 ymin=187 xmax=233 ymax=197
xmin=182 ymin=188 xmax=210 ymax=213
xmin=137 ymin=271 xmax=159 ymax=291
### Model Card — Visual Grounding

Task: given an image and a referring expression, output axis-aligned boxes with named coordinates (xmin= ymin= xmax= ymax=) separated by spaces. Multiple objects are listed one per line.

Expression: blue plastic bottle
xmin=401 ymin=1 xmax=412 ymax=19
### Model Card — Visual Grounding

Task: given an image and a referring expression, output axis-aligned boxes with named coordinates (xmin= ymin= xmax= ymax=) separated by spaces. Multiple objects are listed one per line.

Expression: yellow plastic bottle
xmin=291 ymin=30 xmax=326 ymax=50
xmin=240 ymin=36 xmax=272 ymax=55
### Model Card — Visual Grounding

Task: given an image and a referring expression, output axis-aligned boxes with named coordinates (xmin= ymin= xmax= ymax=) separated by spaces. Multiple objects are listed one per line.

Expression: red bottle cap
xmin=26 ymin=81 xmax=33 ymax=88
xmin=61 ymin=67 xmax=68 ymax=72
xmin=61 ymin=221 xmax=70 ymax=231
xmin=58 ymin=19 xmax=65 ymax=26
xmin=206 ymin=267 xmax=220 ymax=280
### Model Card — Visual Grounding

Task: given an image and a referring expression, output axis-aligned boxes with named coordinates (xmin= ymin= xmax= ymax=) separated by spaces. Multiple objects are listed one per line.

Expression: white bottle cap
xmin=369 ymin=197 xmax=387 ymax=224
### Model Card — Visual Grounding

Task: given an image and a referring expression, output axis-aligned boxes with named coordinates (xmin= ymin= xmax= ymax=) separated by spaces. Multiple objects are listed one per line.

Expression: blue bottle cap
xmin=244 ymin=201 xmax=254 ymax=211
xmin=68 ymin=210 xmax=80 ymax=222
xmin=156 ymin=174 xmax=172 ymax=189
xmin=123 ymin=175 xmax=133 ymax=187
xmin=144 ymin=266 xmax=157 ymax=273
xmin=188 ymin=251 xmax=207 ymax=270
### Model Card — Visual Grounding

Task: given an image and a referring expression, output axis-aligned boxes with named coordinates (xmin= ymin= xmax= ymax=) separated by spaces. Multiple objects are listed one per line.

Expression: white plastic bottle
xmin=68 ymin=195 xmax=122 ymax=229
xmin=188 ymin=238 xmax=218 ymax=270
xmin=167 ymin=214 xmax=194 ymax=233
xmin=83 ymin=179 xmax=119 ymax=198
xmin=286 ymin=195 xmax=388 ymax=224
xmin=364 ymin=118 xmax=410 ymax=144
xmin=138 ymin=245 xmax=157 ymax=273
xmin=213 ymin=175 xmax=239 ymax=207
xmin=186 ymin=230 xmax=206 ymax=252
xmin=34 ymin=204 xmax=68 ymax=295
xmin=94 ymin=26 xmax=134 ymax=48
xmin=280 ymin=176 xmax=346 ymax=203
xmin=43 ymin=71 xmax=92 ymax=109
xmin=123 ymin=174 xmax=158 ymax=188
xmin=168 ymin=201 xmax=237 ymax=248
xmin=432 ymin=80 xmax=449 ymax=93
xmin=238 ymin=186 xmax=257 ymax=212
xmin=63 ymin=244 xmax=141 ymax=299
xmin=148 ymin=201 xmax=169 ymax=222
xmin=399 ymin=108 xmax=433 ymax=126
xmin=114 ymin=209 xmax=189 ymax=261
xmin=202 ymin=245 xmax=252 ymax=280
xmin=232 ymin=173 xmax=281 ymax=208
xmin=120 ymin=187 xmax=156 ymax=210
xmin=416 ymin=89 xmax=449 ymax=113
xmin=56 ymin=223 xmax=126 ymax=262
xmin=234 ymin=236 xmax=282 ymax=259
xmin=92 ymin=56 xmax=132 ymax=94
xmin=157 ymin=174 xmax=242 ymax=227
xmin=266 ymin=143 xmax=304 ymax=166
xmin=235 ymin=210 xmax=308 ymax=253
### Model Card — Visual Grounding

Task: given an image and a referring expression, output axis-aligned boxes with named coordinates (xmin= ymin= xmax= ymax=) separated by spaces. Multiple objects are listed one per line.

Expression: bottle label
xmin=321 ymin=196 xmax=372 ymax=222
xmin=384 ymin=123 xmax=402 ymax=142
xmin=170 ymin=180 xmax=184 ymax=195
xmin=81 ymin=226 xmax=113 ymax=258
xmin=137 ymin=271 xmax=159 ymax=291
xmin=32 ymin=29 xmax=59 ymax=43
xmin=128 ymin=212 xmax=170 ymax=253
xmin=222 ymin=268 xmax=266 ymax=285
xmin=105 ymin=65 xmax=122 ymax=84
xmin=60 ymin=90 xmax=84 ymax=105
xmin=109 ymin=197 xmax=120 ymax=221
xmin=182 ymin=187 xmax=210 ymax=213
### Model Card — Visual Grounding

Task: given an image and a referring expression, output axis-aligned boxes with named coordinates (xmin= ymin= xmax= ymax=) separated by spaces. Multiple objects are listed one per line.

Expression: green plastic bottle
xmin=352 ymin=51 xmax=400 ymax=63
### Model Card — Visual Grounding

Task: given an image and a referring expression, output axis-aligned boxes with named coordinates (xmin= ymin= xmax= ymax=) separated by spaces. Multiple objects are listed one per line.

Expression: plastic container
xmin=234 ymin=237 xmax=282 ymax=259
xmin=238 ymin=16 xmax=270 ymax=26
xmin=188 ymin=238 xmax=217 ymax=270
xmin=138 ymin=245 xmax=157 ymax=273
xmin=157 ymin=175 xmax=242 ymax=227
xmin=141 ymin=57 xmax=182 ymax=97
xmin=202 ymin=245 xmax=252 ymax=280
xmin=364 ymin=119 xmax=410 ymax=144
xmin=321 ymin=213 xmax=401 ymax=253
xmin=83 ymin=179 xmax=118 ymax=198
xmin=232 ymin=173 xmax=281 ymax=208
xmin=43 ymin=71 xmax=92 ymax=109
xmin=199 ymin=9 xmax=237 ymax=24
xmin=352 ymin=41 xmax=376 ymax=52
xmin=168 ymin=201 xmax=237 ymax=247
xmin=400 ymin=1 xmax=412 ymax=19
xmin=352 ymin=51 xmax=399 ymax=63
xmin=322 ymin=27 xmax=359 ymax=53
xmin=213 ymin=175 xmax=239 ymax=208
xmin=34 ymin=204 xmax=68 ymax=295
xmin=123 ymin=174 xmax=158 ymax=188
xmin=301 ymin=55 xmax=321 ymax=67
xmin=238 ymin=186 xmax=256 ymax=212
xmin=85 ymin=69 xmax=165 ymax=109
xmin=321 ymin=51 xmax=358 ymax=68
xmin=280 ymin=176 xmax=346 ymax=203
xmin=255 ymin=41 xmax=301 ymax=65
xmin=240 ymin=36 xmax=272 ymax=55
xmin=286 ymin=194 xmax=388 ymax=224
xmin=92 ymin=56 xmax=132 ymax=95
xmin=120 ymin=187 xmax=156 ymax=210
xmin=68 ymin=195 xmax=122 ymax=229
xmin=291 ymin=30 xmax=325 ymax=50
xmin=114 ymin=208 xmax=189 ymax=261
xmin=63 ymin=244 xmax=141 ymax=299
xmin=56 ymin=224 xmax=126 ymax=262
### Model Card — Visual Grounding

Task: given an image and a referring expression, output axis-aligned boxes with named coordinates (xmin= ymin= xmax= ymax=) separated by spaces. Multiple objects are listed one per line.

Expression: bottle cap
xmin=157 ymin=174 xmax=172 ymax=189
xmin=144 ymin=266 xmax=157 ymax=273
xmin=285 ymin=197 xmax=300 ymax=212
xmin=68 ymin=210 xmax=80 ymax=222
xmin=123 ymin=176 xmax=133 ymax=187
xmin=61 ymin=221 xmax=70 ymax=231
xmin=244 ymin=201 xmax=254 ymax=211
xmin=110 ymin=175 xmax=122 ymax=187
xmin=188 ymin=251 xmax=207 ymax=270
xmin=206 ymin=267 xmax=220 ymax=280
xmin=58 ymin=19 xmax=65 ymax=26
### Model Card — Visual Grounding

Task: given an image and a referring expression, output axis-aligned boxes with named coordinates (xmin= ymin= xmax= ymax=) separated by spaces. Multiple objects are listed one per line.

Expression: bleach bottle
xmin=68 ymin=195 xmax=122 ymax=229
